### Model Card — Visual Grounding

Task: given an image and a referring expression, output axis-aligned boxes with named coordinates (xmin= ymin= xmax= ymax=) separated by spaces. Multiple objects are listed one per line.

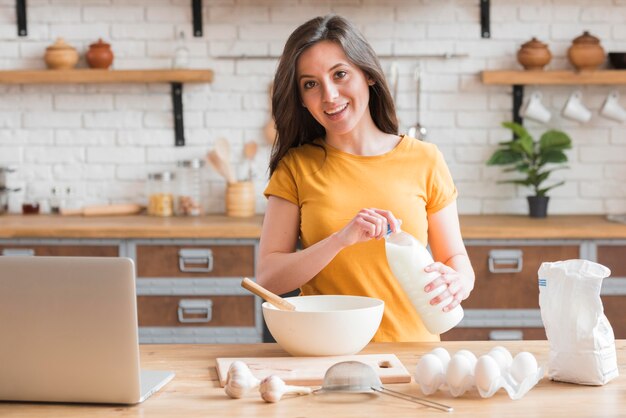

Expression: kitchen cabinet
xmin=132 ymin=239 xmax=261 ymax=344
xmin=135 ymin=244 xmax=254 ymax=278
xmin=443 ymin=239 xmax=626 ymax=342
xmin=0 ymin=240 xmax=119 ymax=257
xmin=0 ymin=237 xmax=261 ymax=344
xmin=1 ymin=215 xmax=625 ymax=344
xmin=462 ymin=244 xmax=579 ymax=309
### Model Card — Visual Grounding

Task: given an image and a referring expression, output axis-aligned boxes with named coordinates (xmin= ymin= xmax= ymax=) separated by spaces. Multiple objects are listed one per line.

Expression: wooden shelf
xmin=0 ymin=69 xmax=214 ymax=147
xmin=482 ymin=70 xmax=626 ymax=85
xmin=0 ymin=69 xmax=214 ymax=85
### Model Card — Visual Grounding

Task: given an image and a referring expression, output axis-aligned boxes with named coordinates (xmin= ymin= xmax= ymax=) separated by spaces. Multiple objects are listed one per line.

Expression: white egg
xmin=430 ymin=347 xmax=451 ymax=372
xmin=446 ymin=354 xmax=472 ymax=391
xmin=475 ymin=355 xmax=501 ymax=393
xmin=510 ymin=351 xmax=538 ymax=384
xmin=488 ymin=346 xmax=513 ymax=371
xmin=455 ymin=349 xmax=478 ymax=370
xmin=415 ymin=354 xmax=444 ymax=390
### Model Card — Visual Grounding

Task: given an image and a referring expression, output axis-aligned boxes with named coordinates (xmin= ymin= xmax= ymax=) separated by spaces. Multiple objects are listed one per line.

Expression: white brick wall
xmin=0 ymin=0 xmax=624 ymax=215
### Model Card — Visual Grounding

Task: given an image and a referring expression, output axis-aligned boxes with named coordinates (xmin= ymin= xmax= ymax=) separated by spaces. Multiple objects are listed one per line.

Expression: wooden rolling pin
xmin=60 ymin=203 xmax=144 ymax=216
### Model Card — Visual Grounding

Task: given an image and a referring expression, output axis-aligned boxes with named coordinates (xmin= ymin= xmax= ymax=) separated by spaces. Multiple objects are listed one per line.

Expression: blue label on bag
xmin=538 ymin=278 xmax=547 ymax=287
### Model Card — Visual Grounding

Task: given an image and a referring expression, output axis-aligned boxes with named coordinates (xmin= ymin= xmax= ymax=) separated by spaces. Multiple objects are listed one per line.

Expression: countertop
xmin=0 ymin=341 xmax=623 ymax=418
xmin=0 ymin=214 xmax=625 ymax=239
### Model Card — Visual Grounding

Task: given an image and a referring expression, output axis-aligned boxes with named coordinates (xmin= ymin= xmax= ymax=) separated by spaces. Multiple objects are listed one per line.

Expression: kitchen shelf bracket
xmin=192 ymin=0 xmax=202 ymax=37
xmin=480 ymin=0 xmax=490 ymax=38
xmin=171 ymin=82 xmax=185 ymax=147
xmin=16 ymin=0 xmax=27 ymax=37
xmin=512 ymin=84 xmax=524 ymax=138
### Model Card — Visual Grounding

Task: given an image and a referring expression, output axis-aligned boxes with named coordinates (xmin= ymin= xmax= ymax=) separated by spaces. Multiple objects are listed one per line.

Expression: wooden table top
xmin=0 ymin=214 xmax=624 ymax=239
xmin=0 ymin=341 xmax=623 ymax=417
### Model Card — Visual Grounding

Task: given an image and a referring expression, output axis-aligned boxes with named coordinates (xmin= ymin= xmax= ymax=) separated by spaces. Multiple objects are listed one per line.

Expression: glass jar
xmin=21 ymin=184 xmax=40 ymax=215
xmin=147 ymin=171 xmax=175 ymax=217
xmin=175 ymin=158 xmax=205 ymax=216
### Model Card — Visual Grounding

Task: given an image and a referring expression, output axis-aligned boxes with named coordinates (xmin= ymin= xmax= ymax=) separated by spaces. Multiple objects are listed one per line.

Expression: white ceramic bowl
xmin=262 ymin=295 xmax=384 ymax=357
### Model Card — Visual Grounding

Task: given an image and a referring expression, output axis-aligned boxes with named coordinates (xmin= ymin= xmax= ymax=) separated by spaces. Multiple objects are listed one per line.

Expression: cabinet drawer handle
xmin=178 ymin=248 xmax=213 ymax=272
xmin=489 ymin=330 xmax=523 ymax=340
xmin=488 ymin=249 xmax=523 ymax=273
xmin=177 ymin=299 xmax=213 ymax=323
xmin=1 ymin=248 xmax=35 ymax=256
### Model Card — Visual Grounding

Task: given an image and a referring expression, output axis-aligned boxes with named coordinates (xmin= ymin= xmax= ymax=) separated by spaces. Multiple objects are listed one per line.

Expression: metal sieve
xmin=314 ymin=361 xmax=453 ymax=412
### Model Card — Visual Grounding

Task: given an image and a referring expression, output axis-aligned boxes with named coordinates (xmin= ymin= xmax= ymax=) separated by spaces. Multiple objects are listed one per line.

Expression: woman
xmin=258 ymin=14 xmax=475 ymax=342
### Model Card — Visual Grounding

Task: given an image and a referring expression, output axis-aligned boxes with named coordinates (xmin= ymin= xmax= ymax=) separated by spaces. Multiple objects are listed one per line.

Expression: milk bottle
xmin=384 ymin=229 xmax=464 ymax=334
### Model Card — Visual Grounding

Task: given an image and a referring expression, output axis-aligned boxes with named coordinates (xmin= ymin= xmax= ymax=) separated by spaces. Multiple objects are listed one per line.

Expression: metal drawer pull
xmin=178 ymin=248 xmax=213 ymax=272
xmin=488 ymin=249 xmax=523 ymax=273
xmin=489 ymin=330 xmax=523 ymax=341
xmin=177 ymin=299 xmax=213 ymax=323
xmin=2 ymin=248 xmax=35 ymax=256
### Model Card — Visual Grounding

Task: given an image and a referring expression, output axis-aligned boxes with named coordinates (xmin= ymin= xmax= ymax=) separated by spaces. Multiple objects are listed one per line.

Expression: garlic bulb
xmin=224 ymin=361 xmax=260 ymax=399
xmin=259 ymin=375 xmax=311 ymax=403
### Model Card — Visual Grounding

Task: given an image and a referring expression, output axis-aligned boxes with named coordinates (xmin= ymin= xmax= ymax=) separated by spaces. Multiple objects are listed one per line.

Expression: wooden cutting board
xmin=216 ymin=354 xmax=412 ymax=387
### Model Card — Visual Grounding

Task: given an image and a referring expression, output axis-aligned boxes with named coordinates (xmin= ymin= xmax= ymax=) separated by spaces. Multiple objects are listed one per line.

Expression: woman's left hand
xmin=423 ymin=262 xmax=468 ymax=312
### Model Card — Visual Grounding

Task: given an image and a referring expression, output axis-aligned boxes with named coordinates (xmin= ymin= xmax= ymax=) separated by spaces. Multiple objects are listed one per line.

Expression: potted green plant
xmin=486 ymin=122 xmax=572 ymax=218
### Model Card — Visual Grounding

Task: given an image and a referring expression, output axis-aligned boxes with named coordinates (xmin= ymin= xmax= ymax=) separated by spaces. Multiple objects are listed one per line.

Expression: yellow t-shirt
xmin=263 ymin=135 xmax=458 ymax=342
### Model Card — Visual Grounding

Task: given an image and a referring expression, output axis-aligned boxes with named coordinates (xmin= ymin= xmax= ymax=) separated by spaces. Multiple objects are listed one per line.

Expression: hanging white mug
xmin=600 ymin=91 xmax=626 ymax=123
xmin=562 ymin=90 xmax=592 ymax=123
xmin=520 ymin=91 xmax=552 ymax=123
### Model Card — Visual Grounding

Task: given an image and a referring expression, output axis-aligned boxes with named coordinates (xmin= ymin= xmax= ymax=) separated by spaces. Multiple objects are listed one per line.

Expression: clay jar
xmin=517 ymin=37 xmax=552 ymax=70
xmin=568 ymin=31 xmax=605 ymax=71
xmin=86 ymin=39 xmax=114 ymax=69
xmin=44 ymin=38 xmax=79 ymax=70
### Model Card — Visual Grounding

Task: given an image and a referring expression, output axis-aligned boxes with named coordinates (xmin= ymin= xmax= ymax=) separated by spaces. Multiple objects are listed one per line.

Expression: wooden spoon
xmin=214 ymin=138 xmax=236 ymax=183
xmin=241 ymin=278 xmax=296 ymax=311
xmin=206 ymin=150 xmax=235 ymax=184
xmin=243 ymin=141 xmax=258 ymax=181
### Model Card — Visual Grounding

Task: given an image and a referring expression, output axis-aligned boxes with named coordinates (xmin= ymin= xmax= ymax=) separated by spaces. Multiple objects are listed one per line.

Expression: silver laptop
xmin=0 ymin=256 xmax=174 ymax=404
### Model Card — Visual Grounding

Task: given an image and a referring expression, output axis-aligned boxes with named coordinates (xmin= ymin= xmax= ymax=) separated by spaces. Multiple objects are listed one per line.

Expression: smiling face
xmin=296 ymin=40 xmax=374 ymax=138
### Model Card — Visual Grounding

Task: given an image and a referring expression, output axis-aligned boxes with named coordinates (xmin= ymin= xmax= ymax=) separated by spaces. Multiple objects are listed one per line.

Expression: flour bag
xmin=538 ymin=259 xmax=618 ymax=385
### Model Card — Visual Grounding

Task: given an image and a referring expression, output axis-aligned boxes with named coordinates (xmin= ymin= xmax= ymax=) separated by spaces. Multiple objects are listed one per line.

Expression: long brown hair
xmin=268 ymin=14 xmax=398 ymax=175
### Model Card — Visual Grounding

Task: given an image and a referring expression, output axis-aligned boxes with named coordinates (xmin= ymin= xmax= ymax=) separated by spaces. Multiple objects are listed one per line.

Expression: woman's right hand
xmin=333 ymin=208 xmax=400 ymax=248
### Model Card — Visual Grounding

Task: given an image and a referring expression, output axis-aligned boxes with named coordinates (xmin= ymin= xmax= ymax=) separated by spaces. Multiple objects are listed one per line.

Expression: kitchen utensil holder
xmin=226 ymin=181 xmax=255 ymax=217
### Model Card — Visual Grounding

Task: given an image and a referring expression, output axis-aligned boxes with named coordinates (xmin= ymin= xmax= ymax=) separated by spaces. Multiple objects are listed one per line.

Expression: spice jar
xmin=175 ymin=159 xmax=205 ymax=216
xmin=147 ymin=171 xmax=175 ymax=217
xmin=21 ymin=184 xmax=40 ymax=215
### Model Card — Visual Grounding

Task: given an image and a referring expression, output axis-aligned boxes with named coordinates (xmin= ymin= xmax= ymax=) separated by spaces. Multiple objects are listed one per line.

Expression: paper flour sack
xmin=538 ymin=259 xmax=618 ymax=385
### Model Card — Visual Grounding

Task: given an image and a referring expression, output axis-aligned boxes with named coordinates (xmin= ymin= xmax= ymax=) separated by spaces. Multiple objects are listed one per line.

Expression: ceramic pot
xmin=517 ymin=37 xmax=552 ymax=70
xmin=44 ymin=38 xmax=79 ymax=70
xmin=86 ymin=39 xmax=114 ymax=69
xmin=567 ymin=31 xmax=605 ymax=71
xmin=527 ymin=196 xmax=549 ymax=218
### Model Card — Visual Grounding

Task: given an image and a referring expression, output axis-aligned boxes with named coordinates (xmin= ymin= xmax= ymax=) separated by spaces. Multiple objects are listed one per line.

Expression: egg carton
xmin=414 ymin=346 xmax=545 ymax=400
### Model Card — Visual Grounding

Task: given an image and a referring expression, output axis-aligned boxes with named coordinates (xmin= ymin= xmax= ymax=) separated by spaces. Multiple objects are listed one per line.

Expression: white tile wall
xmin=0 ymin=0 xmax=625 ymax=215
